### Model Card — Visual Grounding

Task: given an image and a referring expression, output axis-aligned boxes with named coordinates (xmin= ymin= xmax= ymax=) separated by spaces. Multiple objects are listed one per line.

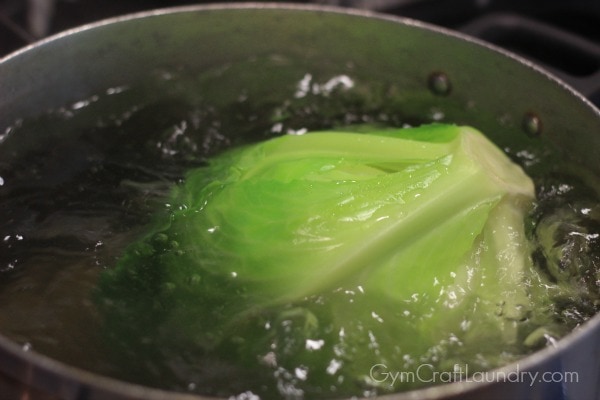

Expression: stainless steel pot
xmin=0 ymin=3 xmax=599 ymax=400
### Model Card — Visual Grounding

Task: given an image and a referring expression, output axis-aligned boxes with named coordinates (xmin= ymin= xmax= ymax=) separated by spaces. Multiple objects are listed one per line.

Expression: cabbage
xmin=96 ymin=124 xmax=540 ymax=397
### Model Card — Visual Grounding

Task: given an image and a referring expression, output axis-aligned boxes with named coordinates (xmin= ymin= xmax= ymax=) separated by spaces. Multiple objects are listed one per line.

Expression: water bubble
xmin=460 ymin=319 xmax=471 ymax=331
xmin=152 ymin=233 xmax=169 ymax=247
xmin=106 ymin=86 xmax=128 ymax=95
xmin=295 ymin=73 xmax=313 ymax=98
xmin=522 ymin=112 xmax=542 ymax=137
xmin=294 ymin=73 xmax=354 ymax=98
xmin=161 ymin=71 xmax=174 ymax=81
xmin=271 ymin=123 xmax=284 ymax=133
xmin=305 ymin=339 xmax=325 ymax=351
xmin=371 ymin=312 xmax=384 ymax=323
xmin=428 ymin=72 xmax=452 ymax=96
xmin=71 ymin=95 xmax=99 ymax=110
xmin=260 ymin=351 xmax=277 ymax=367
xmin=189 ymin=274 xmax=202 ymax=285
xmin=326 ymin=359 xmax=342 ymax=375
xmin=0 ymin=119 xmax=22 ymax=144
xmin=321 ymin=75 xmax=354 ymax=94
xmin=294 ymin=366 xmax=308 ymax=381
xmin=287 ymin=128 xmax=308 ymax=136
xmin=429 ymin=108 xmax=445 ymax=121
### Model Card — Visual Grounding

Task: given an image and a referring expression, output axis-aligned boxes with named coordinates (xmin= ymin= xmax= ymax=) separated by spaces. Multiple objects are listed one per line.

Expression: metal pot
xmin=0 ymin=3 xmax=599 ymax=400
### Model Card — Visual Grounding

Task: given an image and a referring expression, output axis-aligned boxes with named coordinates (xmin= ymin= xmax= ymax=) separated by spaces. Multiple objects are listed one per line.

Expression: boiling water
xmin=0 ymin=64 xmax=599 ymax=399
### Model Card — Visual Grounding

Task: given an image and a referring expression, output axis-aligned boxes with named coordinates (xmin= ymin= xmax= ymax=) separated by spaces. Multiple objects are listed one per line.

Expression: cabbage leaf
xmin=96 ymin=124 xmax=539 ymax=397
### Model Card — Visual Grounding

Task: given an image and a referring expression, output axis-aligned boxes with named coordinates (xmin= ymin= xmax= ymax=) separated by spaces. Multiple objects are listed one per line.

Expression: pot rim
xmin=1 ymin=3 xmax=599 ymax=400
xmin=4 ymin=315 xmax=600 ymax=400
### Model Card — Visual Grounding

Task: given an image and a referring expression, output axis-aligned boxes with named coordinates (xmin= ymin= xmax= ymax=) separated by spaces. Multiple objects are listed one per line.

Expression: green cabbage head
xmin=97 ymin=124 xmax=543 ymax=397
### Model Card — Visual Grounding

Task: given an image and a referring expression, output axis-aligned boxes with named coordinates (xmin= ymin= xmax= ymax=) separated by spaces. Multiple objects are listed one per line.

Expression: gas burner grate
xmin=460 ymin=12 xmax=600 ymax=105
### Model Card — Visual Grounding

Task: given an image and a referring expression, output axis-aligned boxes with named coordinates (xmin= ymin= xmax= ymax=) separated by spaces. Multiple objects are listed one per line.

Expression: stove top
xmin=1 ymin=0 xmax=599 ymax=106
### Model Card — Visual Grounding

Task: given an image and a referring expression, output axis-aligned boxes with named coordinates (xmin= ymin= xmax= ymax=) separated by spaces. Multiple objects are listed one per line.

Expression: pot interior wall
xmin=1 ymin=6 xmax=599 ymax=170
